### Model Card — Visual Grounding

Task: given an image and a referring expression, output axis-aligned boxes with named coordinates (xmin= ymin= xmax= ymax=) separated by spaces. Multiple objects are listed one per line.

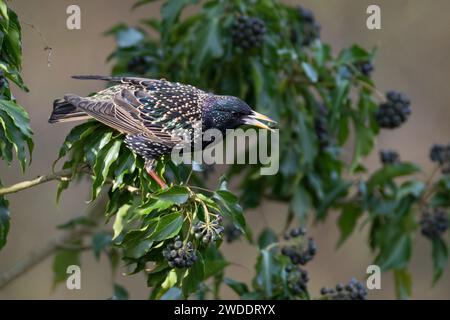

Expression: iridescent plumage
xmin=49 ymin=75 xmax=275 ymax=187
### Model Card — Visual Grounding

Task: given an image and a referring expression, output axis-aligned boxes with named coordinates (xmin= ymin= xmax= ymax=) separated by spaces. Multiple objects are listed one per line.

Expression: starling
xmin=49 ymin=76 xmax=275 ymax=188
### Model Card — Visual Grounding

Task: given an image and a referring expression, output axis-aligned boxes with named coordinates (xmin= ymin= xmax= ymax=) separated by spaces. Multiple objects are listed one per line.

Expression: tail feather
xmin=48 ymin=98 xmax=90 ymax=123
xmin=71 ymin=75 xmax=119 ymax=81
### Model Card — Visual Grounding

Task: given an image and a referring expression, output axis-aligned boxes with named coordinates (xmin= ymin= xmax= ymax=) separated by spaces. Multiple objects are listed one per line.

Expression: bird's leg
xmin=145 ymin=160 xmax=167 ymax=189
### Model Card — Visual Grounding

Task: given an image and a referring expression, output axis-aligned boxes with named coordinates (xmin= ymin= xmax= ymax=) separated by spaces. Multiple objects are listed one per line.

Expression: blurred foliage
xmin=0 ymin=1 xmax=33 ymax=250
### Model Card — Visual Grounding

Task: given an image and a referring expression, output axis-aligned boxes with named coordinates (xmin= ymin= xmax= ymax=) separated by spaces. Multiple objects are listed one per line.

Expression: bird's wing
xmin=65 ymin=77 xmax=206 ymax=145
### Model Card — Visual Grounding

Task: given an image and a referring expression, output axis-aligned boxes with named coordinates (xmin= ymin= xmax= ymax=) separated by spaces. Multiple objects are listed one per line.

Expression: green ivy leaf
xmin=0 ymin=100 xmax=32 ymax=137
xmin=52 ymin=246 xmax=81 ymax=289
xmin=337 ymin=203 xmax=363 ymax=247
xmin=431 ymin=237 xmax=448 ymax=285
xmin=92 ymin=231 xmax=112 ymax=260
xmin=55 ymin=121 xmax=99 ymax=164
xmin=161 ymin=0 xmax=198 ymax=30
xmin=112 ymin=204 xmax=131 ymax=240
xmin=111 ymin=283 xmax=129 ymax=300
xmin=396 ymin=180 xmax=425 ymax=200
xmin=0 ymin=196 xmax=10 ymax=250
xmin=301 ymin=62 xmax=318 ymax=83
xmin=338 ymin=44 xmax=371 ymax=64
xmin=257 ymin=228 xmax=278 ymax=249
xmin=91 ymin=139 xmax=122 ymax=200
xmin=394 ymin=268 xmax=412 ymax=300
xmin=368 ymin=163 xmax=420 ymax=192
xmin=296 ymin=112 xmax=317 ymax=169
xmin=317 ymin=180 xmax=352 ymax=220
xmin=290 ymin=185 xmax=311 ymax=224
xmin=154 ymin=186 xmax=190 ymax=205
xmin=224 ymin=278 xmax=249 ymax=297
xmin=117 ymin=28 xmax=144 ymax=48
xmin=193 ymin=14 xmax=223 ymax=68
xmin=213 ymin=190 xmax=246 ymax=235
xmin=182 ymin=253 xmax=205 ymax=298
xmin=148 ymin=212 xmax=183 ymax=242
xmin=0 ymin=109 xmax=30 ymax=170
xmin=375 ymin=233 xmax=411 ymax=271
xmin=260 ymin=249 xmax=273 ymax=298
xmin=57 ymin=216 xmax=96 ymax=230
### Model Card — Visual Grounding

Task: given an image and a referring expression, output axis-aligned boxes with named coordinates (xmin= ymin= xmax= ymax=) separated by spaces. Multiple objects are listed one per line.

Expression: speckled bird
xmin=49 ymin=76 xmax=275 ymax=188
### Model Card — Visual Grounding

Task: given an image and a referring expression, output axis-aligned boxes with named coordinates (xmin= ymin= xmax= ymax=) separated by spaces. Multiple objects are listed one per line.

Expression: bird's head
xmin=203 ymin=95 xmax=275 ymax=133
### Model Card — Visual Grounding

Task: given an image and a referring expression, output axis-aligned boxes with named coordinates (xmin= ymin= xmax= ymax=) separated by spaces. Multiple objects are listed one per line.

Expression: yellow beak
xmin=242 ymin=111 xmax=276 ymax=132
xmin=252 ymin=111 xmax=277 ymax=123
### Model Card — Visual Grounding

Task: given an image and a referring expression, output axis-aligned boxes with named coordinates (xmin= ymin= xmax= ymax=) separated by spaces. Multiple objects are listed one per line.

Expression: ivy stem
xmin=199 ymin=199 xmax=211 ymax=226
xmin=263 ymin=242 xmax=281 ymax=252
xmin=184 ymin=167 xmax=194 ymax=185
xmin=188 ymin=186 xmax=215 ymax=194
xmin=356 ymin=78 xmax=385 ymax=101
xmin=418 ymin=165 xmax=441 ymax=208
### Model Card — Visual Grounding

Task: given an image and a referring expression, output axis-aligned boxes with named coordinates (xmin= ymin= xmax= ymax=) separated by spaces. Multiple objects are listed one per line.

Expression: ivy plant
xmin=0 ymin=2 xmax=33 ymax=251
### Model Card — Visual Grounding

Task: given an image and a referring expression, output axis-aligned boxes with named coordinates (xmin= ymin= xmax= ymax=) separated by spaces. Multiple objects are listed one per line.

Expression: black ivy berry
xmin=162 ymin=236 xmax=197 ymax=268
xmin=192 ymin=215 xmax=224 ymax=244
xmin=355 ymin=61 xmax=374 ymax=77
xmin=231 ymin=16 xmax=266 ymax=50
xmin=430 ymin=144 xmax=448 ymax=164
xmin=285 ymin=264 xmax=309 ymax=295
xmin=430 ymin=144 xmax=450 ymax=174
xmin=320 ymin=278 xmax=368 ymax=300
xmin=314 ymin=104 xmax=330 ymax=149
xmin=281 ymin=228 xmax=316 ymax=265
xmin=224 ymin=223 xmax=242 ymax=243
xmin=291 ymin=6 xmax=321 ymax=46
xmin=375 ymin=91 xmax=411 ymax=129
xmin=420 ymin=208 xmax=449 ymax=240
xmin=0 ymin=71 xmax=7 ymax=89
xmin=380 ymin=149 xmax=400 ymax=165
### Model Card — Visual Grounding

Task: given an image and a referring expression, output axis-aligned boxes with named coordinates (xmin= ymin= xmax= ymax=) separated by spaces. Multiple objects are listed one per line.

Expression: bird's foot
xmin=145 ymin=165 xmax=168 ymax=189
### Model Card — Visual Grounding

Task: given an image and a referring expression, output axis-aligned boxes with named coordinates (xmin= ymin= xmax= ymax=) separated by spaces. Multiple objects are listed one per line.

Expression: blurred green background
xmin=1 ymin=0 xmax=450 ymax=299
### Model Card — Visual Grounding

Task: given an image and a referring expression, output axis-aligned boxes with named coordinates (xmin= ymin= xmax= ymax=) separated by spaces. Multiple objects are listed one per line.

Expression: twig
xmin=418 ymin=165 xmax=440 ymax=208
xmin=0 ymin=168 xmax=140 ymax=196
xmin=0 ymin=193 xmax=108 ymax=289
xmin=356 ymin=78 xmax=385 ymax=101
xmin=22 ymin=21 xmax=53 ymax=67
xmin=0 ymin=169 xmax=73 ymax=196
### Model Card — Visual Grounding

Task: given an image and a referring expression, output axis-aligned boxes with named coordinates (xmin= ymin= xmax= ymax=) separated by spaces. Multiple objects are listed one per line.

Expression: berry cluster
xmin=224 ymin=223 xmax=242 ymax=243
xmin=314 ymin=104 xmax=330 ymax=149
xmin=0 ymin=71 xmax=7 ymax=91
xmin=375 ymin=91 xmax=411 ymax=129
xmin=430 ymin=144 xmax=450 ymax=174
xmin=355 ymin=61 xmax=374 ymax=77
xmin=285 ymin=264 xmax=309 ymax=295
xmin=281 ymin=228 xmax=317 ymax=265
xmin=320 ymin=278 xmax=368 ymax=300
xmin=162 ymin=236 xmax=197 ymax=268
xmin=127 ymin=56 xmax=152 ymax=75
xmin=231 ymin=16 xmax=266 ymax=50
xmin=292 ymin=6 xmax=321 ymax=46
xmin=380 ymin=149 xmax=400 ymax=165
xmin=192 ymin=215 xmax=224 ymax=244
xmin=420 ymin=208 xmax=449 ymax=240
